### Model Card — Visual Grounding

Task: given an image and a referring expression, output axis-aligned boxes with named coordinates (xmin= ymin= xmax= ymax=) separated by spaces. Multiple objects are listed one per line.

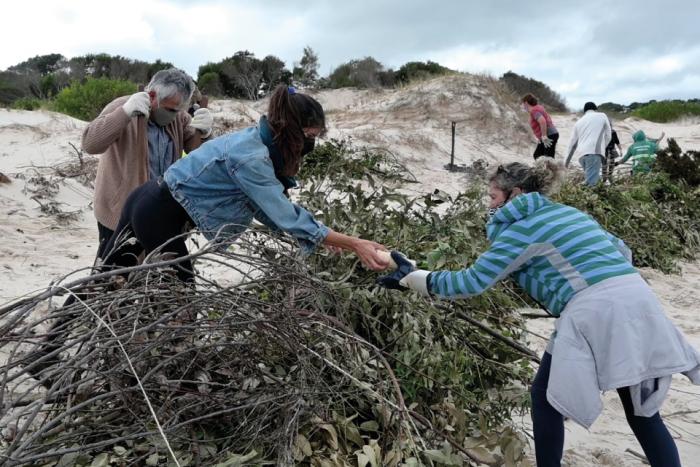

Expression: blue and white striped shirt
xmin=429 ymin=192 xmax=637 ymax=316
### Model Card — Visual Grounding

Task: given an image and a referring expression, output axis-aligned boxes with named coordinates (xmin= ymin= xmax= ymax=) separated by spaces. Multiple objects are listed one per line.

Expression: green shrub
xmin=297 ymin=141 xmax=534 ymax=428
xmin=556 ymin=172 xmax=700 ymax=272
xmin=11 ymin=97 xmax=43 ymax=110
xmin=53 ymin=77 xmax=136 ymax=121
xmin=395 ymin=61 xmax=452 ymax=85
xmin=656 ymin=138 xmax=700 ymax=187
xmin=197 ymin=71 xmax=223 ymax=96
xmin=631 ymin=100 xmax=700 ymax=123
xmin=500 ymin=71 xmax=568 ymax=112
xmin=327 ymin=57 xmax=388 ymax=89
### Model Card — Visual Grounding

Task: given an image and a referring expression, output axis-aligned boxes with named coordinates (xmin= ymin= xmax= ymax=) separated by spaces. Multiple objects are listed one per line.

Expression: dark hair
xmin=267 ymin=85 xmax=326 ymax=176
xmin=521 ymin=93 xmax=538 ymax=106
xmin=489 ymin=158 xmax=563 ymax=195
xmin=583 ymin=101 xmax=597 ymax=112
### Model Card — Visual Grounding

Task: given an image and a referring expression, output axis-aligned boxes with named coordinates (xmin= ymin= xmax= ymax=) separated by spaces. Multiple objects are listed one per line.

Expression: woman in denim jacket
xmin=101 ymin=85 xmax=389 ymax=281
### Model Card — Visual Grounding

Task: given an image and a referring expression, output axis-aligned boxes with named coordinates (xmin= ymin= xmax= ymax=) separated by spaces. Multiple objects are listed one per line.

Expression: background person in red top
xmin=522 ymin=93 xmax=559 ymax=160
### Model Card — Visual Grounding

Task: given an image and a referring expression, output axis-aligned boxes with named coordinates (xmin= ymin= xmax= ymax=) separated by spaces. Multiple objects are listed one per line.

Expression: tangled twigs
xmin=0 ymin=232 xmax=414 ymax=466
xmin=434 ymin=303 xmax=541 ymax=363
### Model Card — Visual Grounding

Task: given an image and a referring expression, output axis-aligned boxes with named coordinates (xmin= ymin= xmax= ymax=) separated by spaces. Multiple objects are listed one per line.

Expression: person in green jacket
xmin=618 ymin=130 xmax=665 ymax=175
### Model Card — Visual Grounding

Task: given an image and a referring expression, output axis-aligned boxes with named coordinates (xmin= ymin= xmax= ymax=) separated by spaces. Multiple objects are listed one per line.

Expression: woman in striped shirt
xmin=378 ymin=158 xmax=699 ymax=466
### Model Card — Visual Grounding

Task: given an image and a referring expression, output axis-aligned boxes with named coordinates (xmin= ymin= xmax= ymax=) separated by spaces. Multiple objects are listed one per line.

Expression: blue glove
xmin=376 ymin=251 xmax=416 ymax=290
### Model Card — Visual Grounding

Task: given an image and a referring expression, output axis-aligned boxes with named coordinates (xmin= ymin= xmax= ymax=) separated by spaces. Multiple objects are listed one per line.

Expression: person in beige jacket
xmin=81 ymin=68 xmax=213 ymax=258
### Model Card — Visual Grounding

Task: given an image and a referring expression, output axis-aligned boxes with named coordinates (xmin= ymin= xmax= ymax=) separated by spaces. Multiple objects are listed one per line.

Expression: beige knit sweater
xmin=82 ymin=95 xmax=204 ymax=230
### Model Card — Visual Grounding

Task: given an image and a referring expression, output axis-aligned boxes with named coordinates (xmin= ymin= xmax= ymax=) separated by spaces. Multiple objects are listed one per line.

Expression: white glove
xmin=122 ymin=92 xmax=151 ymax=118
xmin=190 ymin=108 xmax=213 ymax=138
xmin=541 ymin=136 xmax=553 ymax=148
xmin=399 ymin=270 xmax=431 ymax=297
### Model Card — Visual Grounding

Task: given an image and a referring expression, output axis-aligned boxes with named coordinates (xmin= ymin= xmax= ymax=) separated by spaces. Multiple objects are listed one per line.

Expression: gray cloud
xmin=3 ymin=0 xmax=697 ymax=108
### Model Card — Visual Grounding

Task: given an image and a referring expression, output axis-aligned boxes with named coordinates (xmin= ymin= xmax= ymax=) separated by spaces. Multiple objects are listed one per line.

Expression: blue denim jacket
xmin=163 ymin=125 xmax=330 ymax=253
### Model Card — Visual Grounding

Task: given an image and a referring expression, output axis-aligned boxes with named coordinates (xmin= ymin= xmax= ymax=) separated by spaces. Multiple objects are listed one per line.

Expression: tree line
xmin=0 ymin=53 xmax=173 ymax=105
xmin=0 ymin=48 xmax=457 ymax=106
xmin=0 ymin=48 xmax=574 ymax=116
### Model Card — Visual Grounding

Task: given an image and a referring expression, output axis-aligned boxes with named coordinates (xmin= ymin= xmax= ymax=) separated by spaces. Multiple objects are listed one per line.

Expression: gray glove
xmin=122 ymin=92 xmax=151 ymax=118
xmin=190 ymin=108 xmax=213 ymax=138
xmin=541 ymin=136 xmax=553 ymax=148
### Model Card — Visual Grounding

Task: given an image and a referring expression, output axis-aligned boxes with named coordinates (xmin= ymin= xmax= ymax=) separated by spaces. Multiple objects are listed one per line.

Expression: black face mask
xmin=302 ymin=137 xmax=316 ymax=156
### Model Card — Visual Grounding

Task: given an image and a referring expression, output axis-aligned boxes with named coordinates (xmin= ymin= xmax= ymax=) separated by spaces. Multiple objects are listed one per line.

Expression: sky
xmin=2 ymin=0 xmax=698 ymax=109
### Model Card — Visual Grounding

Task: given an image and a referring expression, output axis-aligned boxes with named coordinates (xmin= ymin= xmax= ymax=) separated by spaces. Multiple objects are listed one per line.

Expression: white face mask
xmin=487 ymin=187 xmax=513 ymax=218
xmin=487 ymin=203 xmax=504 ymax=218
xmin=522 ymin=103 xmax=529 ymax=112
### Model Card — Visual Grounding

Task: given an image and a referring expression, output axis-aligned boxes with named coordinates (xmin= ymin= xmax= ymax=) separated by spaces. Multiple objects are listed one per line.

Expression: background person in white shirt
xmin=565 ymin=102 xmax=612 ymax=186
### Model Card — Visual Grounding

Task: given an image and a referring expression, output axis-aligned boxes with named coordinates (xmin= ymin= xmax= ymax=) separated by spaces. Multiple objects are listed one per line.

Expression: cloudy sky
xmin=3 ymin=0 xmax=698 ymax=108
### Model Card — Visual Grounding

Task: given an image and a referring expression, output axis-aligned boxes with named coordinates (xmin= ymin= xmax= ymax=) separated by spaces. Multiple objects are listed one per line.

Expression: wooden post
xmin=450 ymin=121 xmax=456 ymax=167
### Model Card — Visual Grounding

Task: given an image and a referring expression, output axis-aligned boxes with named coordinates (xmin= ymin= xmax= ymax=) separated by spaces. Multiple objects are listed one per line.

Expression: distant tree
xmin=500 ymin=71 xmax=567 ymax=112
xmin=147 ymin=59 xmax=175 ymax=80
xmin=261 ymin=55 xmax=290 ymax=93
xmin=220 ymin=51 xmax=264 ymax=99
xmin=1 ymin=53 xmax=177 ymax=105
xmin=598 ymin=102 xmax=625 ymax=113
xmin=39 ymin=74 xmax=59 ymax=98
xmin=198 ymin=62 xmax=229 ymax=95
xmin=197 ymin=71 xmax=223 ymax=97
xmin=88 ymin=54 xmax=114 ymax=78
xmin=7 ymin=54 xmax=69 ymax=99
xmin=9 ymin=54 xmax=66 ymax=75
xmin=377 ymin=69 xmax=396 ymax=87
xmin=327 ymin=56 xmax=387 ymax=89
xmin=293 ymin=46 xmax=319 ymax=87
xmin=0 ymin=73 xmax=27 ymax=105
xmin=352 ymin=57 xmax=385 ymax=88
xmin=395 ymin=60 xmax=451 ymax=84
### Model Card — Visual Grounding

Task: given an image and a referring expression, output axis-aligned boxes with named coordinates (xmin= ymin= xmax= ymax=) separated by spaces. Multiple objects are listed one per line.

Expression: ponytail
xmin=267 ymin=85 xmax=326 ymax=176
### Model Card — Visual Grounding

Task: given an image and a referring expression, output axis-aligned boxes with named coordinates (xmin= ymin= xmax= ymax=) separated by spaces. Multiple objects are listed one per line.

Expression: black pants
xmin=27 ymin=182 xmax=192 ymax=380
xmin=102 ymin=179 xmax=194 ymax=282
xmin=533 ymin=132 xmax=559 ymax=159
xmin=531 ymin=352 xmax=681 ymax=467
xmin=96 ymin=222 xmax=114 ymax=260
xmin=603 ymin=147 xmax=620 ymax=183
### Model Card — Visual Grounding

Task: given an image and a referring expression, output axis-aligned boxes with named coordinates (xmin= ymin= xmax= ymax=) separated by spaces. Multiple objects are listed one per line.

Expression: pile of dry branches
xmin=0 ymin=233 xmax=419 ymax=466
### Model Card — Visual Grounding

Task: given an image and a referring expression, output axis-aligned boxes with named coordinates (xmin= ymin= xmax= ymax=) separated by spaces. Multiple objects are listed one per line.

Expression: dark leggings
xmin=96 ymin=222 xmax=115 ymax=260
xmin=531 ymin=352 xmax=681 ymax=467
xmin=27 ymin=182 xmax=192 ymax=379
xmin=102 ymin=179 xmax=194 ymax=282
xmin=533 ymin=132 xmax=559 ymax=160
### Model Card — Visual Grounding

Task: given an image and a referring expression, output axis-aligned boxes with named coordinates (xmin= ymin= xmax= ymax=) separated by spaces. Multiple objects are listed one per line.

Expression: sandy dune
xmin=1 ymin=76 xmax=698 ymax=465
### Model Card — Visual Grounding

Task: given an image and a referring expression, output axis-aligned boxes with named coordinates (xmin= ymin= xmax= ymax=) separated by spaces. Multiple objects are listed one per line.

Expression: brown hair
xmin=521 ymin=93 xmax=538 ymax=106
xmin=488 ymin=158 xmax=563 ymax=196
xmin=267 ymin=85 xmax=326 ymax=176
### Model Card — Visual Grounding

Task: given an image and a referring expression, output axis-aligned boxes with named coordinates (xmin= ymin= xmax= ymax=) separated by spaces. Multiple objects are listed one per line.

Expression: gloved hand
xmin=122 ymin=92 xmax=151 ymax=118
xmin=541 ymin=136 xmax=553 ymax=148
xmin=376 ymin=251 xmax=416 ymax=290
xmin=376 ymin=251 xmax=433 ymax=296
xmin=399 ymin=270 xmax=432 ymax=297
xmin=190 ymin=108 xmax=213 ymax=138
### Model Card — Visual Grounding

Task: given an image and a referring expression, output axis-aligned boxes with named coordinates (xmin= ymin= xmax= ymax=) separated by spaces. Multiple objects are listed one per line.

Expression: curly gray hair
xmin=489 ymin=158 xmax=564 ymax=196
